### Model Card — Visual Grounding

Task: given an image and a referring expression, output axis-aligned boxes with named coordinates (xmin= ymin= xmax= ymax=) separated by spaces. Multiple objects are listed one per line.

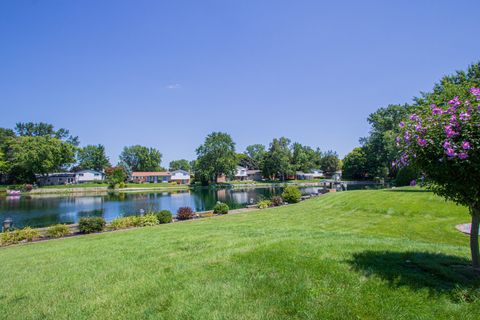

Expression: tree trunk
xmin=470 ymin=206 xmax=480 ymax=270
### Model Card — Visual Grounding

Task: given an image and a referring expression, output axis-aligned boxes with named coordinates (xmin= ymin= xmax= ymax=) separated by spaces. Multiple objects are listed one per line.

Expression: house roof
xmin=170 ymin=169 xmax=190 ymax=175
xmin=246 ymin=170 xmax=261 ymax=174
xmin=75 ymin=169 xmax=104 ymax=175
xmin=132 ymin=172 xmax=171 ymax=177
xmin=35 ymin=172 xmax=75 ymax=178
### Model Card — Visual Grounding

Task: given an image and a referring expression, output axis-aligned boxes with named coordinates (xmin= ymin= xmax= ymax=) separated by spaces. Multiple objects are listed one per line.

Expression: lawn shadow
xmin=349 ymin=250 xmax=480 ymax=302
xmin=385 ymin=189 xmax=430 ymax=193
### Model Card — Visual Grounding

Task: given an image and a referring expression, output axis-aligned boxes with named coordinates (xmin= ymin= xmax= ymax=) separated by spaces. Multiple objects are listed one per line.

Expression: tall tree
xmin=342 ymin=147 xmax=369 ymax=180
xmin=169 ymin=159 xmax=191 ymax=172
xmin=244 ymin=144 xmax=266 ymax=170
xmin=8 ymin=136 xmax=77 ymax=183
xmin=263 ymin=137 xmax=292 ymax=180
xmin=119 ymin=145 xmax=162 ymax=172
xmin=291 ymin=143 xmax=320 ymax=172
xmin=77 ymin=144 xmax=111 ymax=171
xmin=15 ymin=122 xmax=79 ymax=146
xmin=195 ymin=132 xmax=237 ymax=184
xmin=320 ymin=150 xmax=342 ymax=176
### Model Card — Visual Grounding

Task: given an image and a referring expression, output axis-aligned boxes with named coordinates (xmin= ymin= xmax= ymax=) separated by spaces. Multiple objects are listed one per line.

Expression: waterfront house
xmin=234 ymin=166 xmax=248 ymax=181
xmin=75 ymin=169 xmax=105 ymax=183
xmin=332 ymin=170 xmax=342 ymax=181
xmin=246 ymin=169 xmax=262 ymax=181
xmin=296 ymin=169 xmax=324 ymax=180
xmin=131 ymin=172 xmax=170 ymax=183
xmin=170 ymin=170 xmax=190 ymax=184
xmin=36 ymin=173 xmax=76 ymax=186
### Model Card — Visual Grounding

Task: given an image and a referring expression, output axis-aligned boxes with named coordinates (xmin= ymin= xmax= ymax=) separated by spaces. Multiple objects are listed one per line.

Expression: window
xmin=79 ymin=173 xmax=84 ymax=176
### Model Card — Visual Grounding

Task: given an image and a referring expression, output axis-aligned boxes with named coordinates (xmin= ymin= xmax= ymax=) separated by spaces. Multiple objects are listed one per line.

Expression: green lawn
xmin=0 ymin=188 xmax=479 ymax=319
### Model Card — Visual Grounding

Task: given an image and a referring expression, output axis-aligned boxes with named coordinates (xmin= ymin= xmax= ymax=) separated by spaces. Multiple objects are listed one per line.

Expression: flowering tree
xmin=397 ymin=87 xmax=480 ymax=268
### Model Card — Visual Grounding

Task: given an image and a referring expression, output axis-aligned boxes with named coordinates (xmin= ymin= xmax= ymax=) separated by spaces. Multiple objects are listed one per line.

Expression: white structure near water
xmin=75 ymin=170 xmax=105 ymax=183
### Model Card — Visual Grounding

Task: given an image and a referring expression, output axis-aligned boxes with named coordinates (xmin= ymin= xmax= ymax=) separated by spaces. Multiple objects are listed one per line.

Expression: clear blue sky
xmin=1 ymin=0 xmax=479 ymax=166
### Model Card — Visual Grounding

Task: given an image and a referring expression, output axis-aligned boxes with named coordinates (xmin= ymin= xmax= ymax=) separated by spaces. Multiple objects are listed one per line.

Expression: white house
xmin=311 ymin=169 xmax=324 ymax=179
xmin=36 ymin=173 xmax=76 ymax=186
xmin=75 ymin=170 xmax=105 ymax=183
xmin=170 ymin=170 xmax=191 ymax=184
xmin=234 ymin=166 xmax=248 ymax=180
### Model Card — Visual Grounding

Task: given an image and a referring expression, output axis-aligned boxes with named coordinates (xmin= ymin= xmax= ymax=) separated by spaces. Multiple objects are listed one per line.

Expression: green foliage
xmin=282 ymin=185 xmax=301 ymax=203
xmin=46 ymin=224 xmax=70 ymax=238
xmin=395 ymin=166 xmax=420 ymax=187
xmin=105 ymin=166 xmax=127 ymax=188
xmin=78 ymin=217 xmax=106 ymax=234
xmin=213 ymin=202 xmax=229 ymax=214
xmin=155 ymin=210 xmax=173 ymax=224
xmin=141 ymin=214 xmax=159 ymax=226
xmin=244 ymin=144 xmax=267 ymax=170
xmin=271 ymin=196 xmax=283 ymax=207
xmin=195 ymin=132 xmax=237 ymax=184
xmin=108 ymin=215 xmax=159 ymax=230
xmin=291 ymin=143 xmax=321 ymax=172
xmin=342 ymin=147 xmax=369 ymax=180
xmin=77 ymin=144 xmax=111 ymax=171
xmin=15 ymin=122 xmax=79 ymax=146
xmin=176 ymin=207 xmax=194 ymax=220
xmin=119 ymin=145 xmax=162 ymax=172
xmin=257 ymin=199 xmax=272 ymax=209
xmin=0 ymin=227 xmax=41 ymax=246
xmin=263 ymin=137 xmax=293 ymax=180
xmin=9 ymin=136 xmax=77 ymax=183
xmin=169 ymin=159 xmax=191 ymax=172
xmin=319 ymin=150 xmax=342 ymax=177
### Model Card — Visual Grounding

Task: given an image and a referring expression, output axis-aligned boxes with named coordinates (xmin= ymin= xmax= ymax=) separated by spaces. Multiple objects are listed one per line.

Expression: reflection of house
xmin=75 ymin=170 xmax=105 ymax=183
xmin=36 ymin=173 xmax=76 ymax=186
xmin=170 ymin=170 xmax=190 ymax=184
xmin=131 ymin=172 xmax=170 ymax=183
xmin=246 ymin=169 xmax=262 ymax=181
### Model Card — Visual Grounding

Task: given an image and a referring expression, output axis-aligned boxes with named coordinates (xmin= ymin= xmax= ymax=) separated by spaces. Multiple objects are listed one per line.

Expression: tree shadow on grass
xmin=349 ymin=251 xmax=480 ymax=302
xmin=385 ymin=189 xmax=431 ymax=193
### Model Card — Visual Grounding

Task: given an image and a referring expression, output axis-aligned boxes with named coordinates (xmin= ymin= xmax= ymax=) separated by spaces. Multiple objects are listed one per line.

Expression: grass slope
xmin=0 ymin=188 xmax=479 ymax=319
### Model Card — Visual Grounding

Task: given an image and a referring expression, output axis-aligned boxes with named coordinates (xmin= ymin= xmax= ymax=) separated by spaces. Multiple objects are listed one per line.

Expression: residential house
xmin=296 ymin=169 xmax=324 ymax=180
xmin=170 ymin=170 xmax=191 ymax=185
xmin=36 ymin=173 xmax=76 ymax=186
xmin=75 ymin=169 xmax=105 ymax=183
xmin=332 ymin=170 xmax=342 ymax=181
xmin=234 ymin=166 xmax=248 ymax=181
xmin=246 ymin=169 xmax=262 ymax=181
xmin=131 ymin=172 xmax=170 ymax=183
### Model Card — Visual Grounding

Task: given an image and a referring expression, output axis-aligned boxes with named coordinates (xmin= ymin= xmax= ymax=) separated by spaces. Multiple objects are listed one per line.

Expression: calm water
xmin=0 ymin=186 xmax=324 ymax=228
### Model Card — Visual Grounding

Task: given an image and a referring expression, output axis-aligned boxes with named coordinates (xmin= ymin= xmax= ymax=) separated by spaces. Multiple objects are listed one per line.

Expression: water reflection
xmin=0 ymin=185 xmax=372 ymax=229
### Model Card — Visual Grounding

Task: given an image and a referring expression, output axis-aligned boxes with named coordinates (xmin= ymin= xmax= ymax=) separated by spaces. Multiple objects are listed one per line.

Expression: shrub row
xmin=256 ymin=186 xmax=302 ymax=209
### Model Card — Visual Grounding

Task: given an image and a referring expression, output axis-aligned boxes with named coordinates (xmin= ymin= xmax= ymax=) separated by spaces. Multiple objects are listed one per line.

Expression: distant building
xmin=75 ymin=170 xmax=105 ymax=183
xmin=296 ymin=169 xmax=324 ymax=180
xmin=170 ymin=170 xmax=190 ymax=184
xmin=36 ymin=173 xmax=76 ymax=186
xmin=332 ymin=170 xmax=342 ymax=181
xmin=246 ymin=169 xmax=263 ymax=181
xmin=234 ymin=166 xmax=248 ymax=181
xmin=131 ymin=172 xmax=170 ymax=183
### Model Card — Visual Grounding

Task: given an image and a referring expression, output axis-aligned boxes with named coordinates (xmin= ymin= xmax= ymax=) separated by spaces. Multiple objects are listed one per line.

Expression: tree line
xmin=342 ymin=62 xmax=480 ymax=184
xmin=0 ymin=122 xmax=341 ymax=185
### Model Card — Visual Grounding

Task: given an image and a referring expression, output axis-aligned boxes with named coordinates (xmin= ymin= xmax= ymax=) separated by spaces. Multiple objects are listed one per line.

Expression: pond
xmin=0 ymin=186 xmax=325 ymax=228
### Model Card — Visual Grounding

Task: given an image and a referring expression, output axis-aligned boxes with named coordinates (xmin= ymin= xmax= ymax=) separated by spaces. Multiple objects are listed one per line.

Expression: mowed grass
xmin=0 ymin=188 xmax=479 ymax=319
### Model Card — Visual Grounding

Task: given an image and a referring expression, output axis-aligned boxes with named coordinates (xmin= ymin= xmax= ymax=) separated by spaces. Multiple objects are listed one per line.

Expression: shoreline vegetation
xmin=0 ymin=186 xmax=316 ymax=248
xmin=0 ymin=179 xmax=347 ymax=195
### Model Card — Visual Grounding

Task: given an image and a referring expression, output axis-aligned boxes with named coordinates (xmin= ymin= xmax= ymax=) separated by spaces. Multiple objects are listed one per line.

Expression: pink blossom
xmin=444 ymin=125 xmax=457 ymax=138
xmin=443 ymin=140 xmax=451 ymax=149
xmin=445 ymin=148 xmax=456 ymax=157
xmin=470 ymin=87 xmax=480 ymax=96
xmin=458 ymin=152 xmax=469 ymax=160
xmin=448 ymin=96 xmax=461 ymax=107
xmin=459 ymin=112 xmax=470 ymax=121
xmin=461 ymin=141 xmax=471 ymax=150
xmin=409 ymin=114 xmax=420 ymax=122
xmin=417 ymin=138 xmax=427 ymax=146
xmin=399 ymin=121 xmax=405 ymax=128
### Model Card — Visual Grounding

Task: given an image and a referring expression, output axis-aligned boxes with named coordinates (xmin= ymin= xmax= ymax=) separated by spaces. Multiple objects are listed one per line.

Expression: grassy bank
xmin=0 ymin=188 xmax=479 ymax=319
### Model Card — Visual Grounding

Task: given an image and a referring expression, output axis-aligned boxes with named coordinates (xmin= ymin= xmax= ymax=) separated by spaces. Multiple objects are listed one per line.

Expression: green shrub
xmin=156 ymin=210 xmax=173 ymax=224
xmin=109 ymin=217 xmax=131 ymax=230
xmin=20 ymin=227 xmax=40 ymax=242
xmin=141 ymin=213 xmax=159 ymax=226
xmin=271 ymin=196 xmax=283 ymax=206
xmin=177 ymin=207 xmax=194 ymax=220
xmin=46 ymin=224 xmax=70 ymax=238
xmin=257 ymin=200 xmax=272 ymax=209
xmin=282 ymin=186 xmax=301 ymax=203
xmin=213 ymin=202 xmax=229 ymax=214
xmin=118 ymin=182 xmax=127 ymax=189
xmin=78 ymin=217 xmax=106 ymax=234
